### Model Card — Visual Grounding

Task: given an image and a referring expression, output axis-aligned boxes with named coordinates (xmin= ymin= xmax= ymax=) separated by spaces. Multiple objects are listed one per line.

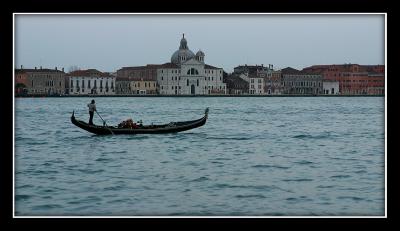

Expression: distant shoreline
xmin=15 ymin=94 xmax=384 ymax=98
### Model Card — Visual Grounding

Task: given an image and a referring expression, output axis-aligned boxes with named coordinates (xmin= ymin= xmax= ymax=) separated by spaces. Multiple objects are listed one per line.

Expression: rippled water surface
xmin=15 ymin=97 xmax=385 ymax=216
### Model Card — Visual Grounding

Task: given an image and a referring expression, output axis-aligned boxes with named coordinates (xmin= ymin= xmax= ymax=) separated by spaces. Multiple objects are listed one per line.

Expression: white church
xmin=157 ymin=34 xmax=227 ymax=95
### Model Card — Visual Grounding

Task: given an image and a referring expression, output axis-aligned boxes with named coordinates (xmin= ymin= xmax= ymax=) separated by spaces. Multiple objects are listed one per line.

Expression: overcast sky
xmin=15 ymin=14 xmax=385 ymax=73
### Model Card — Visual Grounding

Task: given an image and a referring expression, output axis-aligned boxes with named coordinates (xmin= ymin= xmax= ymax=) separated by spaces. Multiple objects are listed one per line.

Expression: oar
xmin=95 ymin=110 xmax=107 ymax=126
xmin=96 ymin=111 xmax=114 ymax=135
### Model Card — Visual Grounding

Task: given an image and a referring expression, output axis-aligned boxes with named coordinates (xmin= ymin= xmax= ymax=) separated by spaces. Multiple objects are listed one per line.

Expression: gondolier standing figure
xmin=87 ymin=99 xmax=96 ymax=125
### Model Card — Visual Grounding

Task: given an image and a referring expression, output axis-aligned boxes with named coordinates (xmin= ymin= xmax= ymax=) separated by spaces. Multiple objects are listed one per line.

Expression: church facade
xmin=157 ymin=35 xmax=227 ymax=95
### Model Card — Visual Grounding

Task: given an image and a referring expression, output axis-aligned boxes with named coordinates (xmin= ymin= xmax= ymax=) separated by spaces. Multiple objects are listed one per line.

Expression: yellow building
xmin=130 ymin=80 xmax=157 ymax=95
xmin=116 ymin=65 xmax=159 ymax=95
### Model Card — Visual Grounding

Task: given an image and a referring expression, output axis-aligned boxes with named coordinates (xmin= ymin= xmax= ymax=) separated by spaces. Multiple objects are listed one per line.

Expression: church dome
xmin=196 ymin=50 xmax=205 ymax=56
xmin=171 ymin=34 xmax=195 ymax=65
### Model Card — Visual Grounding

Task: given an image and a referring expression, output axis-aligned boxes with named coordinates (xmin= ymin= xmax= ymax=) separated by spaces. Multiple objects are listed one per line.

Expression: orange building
xmin=303 ymin=64 xmax=385 ymax=95
xmin=15 ymin=66 xmax=29 ymax=95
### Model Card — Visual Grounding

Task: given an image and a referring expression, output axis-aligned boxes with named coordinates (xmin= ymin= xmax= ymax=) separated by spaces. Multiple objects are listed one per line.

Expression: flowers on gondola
xmin=118 ymin=118 xmax=139 ymax=129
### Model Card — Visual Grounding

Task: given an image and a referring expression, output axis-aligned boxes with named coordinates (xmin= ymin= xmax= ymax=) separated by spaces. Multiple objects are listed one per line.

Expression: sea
xmin=14 ymin=96 xmax=385 ymax=216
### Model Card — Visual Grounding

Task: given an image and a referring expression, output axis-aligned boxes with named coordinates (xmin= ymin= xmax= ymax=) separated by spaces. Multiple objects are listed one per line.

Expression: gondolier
xmin=87 ymin=99 xmax=96 ymax=125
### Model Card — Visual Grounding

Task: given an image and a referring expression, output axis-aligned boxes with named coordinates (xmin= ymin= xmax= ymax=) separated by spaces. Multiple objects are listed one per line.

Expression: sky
xmin=15 ymin=14 xmax=385 ymax=73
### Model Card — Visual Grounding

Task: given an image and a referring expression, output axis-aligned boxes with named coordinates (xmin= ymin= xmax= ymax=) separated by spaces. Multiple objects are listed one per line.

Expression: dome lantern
xmin=171 ymin=34 xmax=195 ymax=65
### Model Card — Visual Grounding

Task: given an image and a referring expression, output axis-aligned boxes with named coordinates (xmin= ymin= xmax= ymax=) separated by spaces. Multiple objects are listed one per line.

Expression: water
xmin=14 ymin=97 xmax=385 ymax=216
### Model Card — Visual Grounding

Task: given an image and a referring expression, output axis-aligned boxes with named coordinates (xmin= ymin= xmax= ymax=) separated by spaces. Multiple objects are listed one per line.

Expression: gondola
xmin=71 ymin=108 xmax=209 ymax=135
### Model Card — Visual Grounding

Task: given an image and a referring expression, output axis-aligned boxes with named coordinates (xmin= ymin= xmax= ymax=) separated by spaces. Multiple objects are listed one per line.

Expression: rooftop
xmin=15 ymin=68 xmax=65 ymax=74
xmin=119 ymin=64 xmax=163 ymax=70
xmin=204 ymin=64 xmax=221 ymax=70
xmin=66 ymin=69 xmax=112 ymax=77
xmin=281 ymin=67 xmax=319 ymax=75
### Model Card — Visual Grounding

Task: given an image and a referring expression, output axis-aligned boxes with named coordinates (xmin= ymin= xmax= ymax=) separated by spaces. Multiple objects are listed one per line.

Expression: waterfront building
xmin=224 ymin=74 xmax=249 ymax=95
xmin=233 ymin=64 xmax=273 ymax=76
xmin=115 ymin=77 xmax=132 ymax=95
xmin=15 ymin=66 xmax=66 ymax=96
xmin=15 ymin=65 xmax=29 ymax=95
xmin=66 ymin=69 xmax=115 ymax=95
xmin=157 ymin=34 xmax=227 ymax=95
xmin=237 ymin=73 xmax=250 ymax=83
xmin=234 ymin=64 xmax=276 ymax=95
xmin=323 ymin=81 xmax=340 ymax=95
xmin=248 ymin=73 xmax=265 ymax=95
xmin=302 ymin=64 xmax=385 ymax=95
xmin=265 ymin=70 xmax=283 ymax=95
xmin=116 ymin=65 xmax=160 ymax=95
xmin=281 ymin=67 xmax=323 ymax=95
xmin=130 ymin=80 xmax=157 ymax=95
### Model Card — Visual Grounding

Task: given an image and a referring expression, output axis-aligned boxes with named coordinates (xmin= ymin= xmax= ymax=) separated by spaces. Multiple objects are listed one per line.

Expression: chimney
xmin=55 ymin=67 xmax=57 ymax=70
xmin=20 ymin=65 xmax=23 ymax=69
xmin=35 ymin=67 xmax=37 ymax=70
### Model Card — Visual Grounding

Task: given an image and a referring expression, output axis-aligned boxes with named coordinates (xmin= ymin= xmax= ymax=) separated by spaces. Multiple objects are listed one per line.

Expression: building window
xmin=187 ymin=68 xmax=199 ymax=75
xmin=82 ymin=80 xmax=85 ymax=88
xmin=76 ymin=80 xmax=79 ymax=88
xmin=197 ymin=79 xmax=199 ymax=86
xmin=94 ymin=80 xmax=97 ymax=88
xmin=100 ymin=80 xmax=103 ymax=88
xmin=88 ymin=80 xmax=91 ymax=88
xmin=187 ymin=79 xmax=189 ymax=86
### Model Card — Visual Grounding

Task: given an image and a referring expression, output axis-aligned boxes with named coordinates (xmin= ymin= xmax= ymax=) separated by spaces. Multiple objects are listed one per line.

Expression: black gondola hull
xmin=71 ymin=108 xmax=208 ymax=135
